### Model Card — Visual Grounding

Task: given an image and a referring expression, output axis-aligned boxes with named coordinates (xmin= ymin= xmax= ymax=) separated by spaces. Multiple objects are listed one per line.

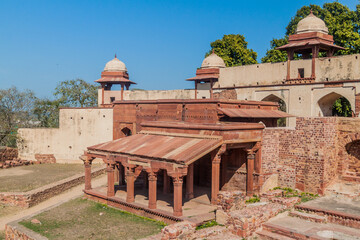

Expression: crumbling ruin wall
xmin=336 ymin=118 xmax=360 ymax=180
xmin=0 ymin=147 xmax=18 ymax=162
xmin=262 ymin=117 xmax=339 ymax=194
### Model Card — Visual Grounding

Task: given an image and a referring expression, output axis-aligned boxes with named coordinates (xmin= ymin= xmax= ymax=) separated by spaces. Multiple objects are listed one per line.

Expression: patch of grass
xmin=196 ymin=220 xmax=219 ymax=230
xmin=0 ymin=164 xmax=95 ymax=192
xmin=272 ymin=187 xmax=318 ymax=202
xmin=20 ymin=198 xmax=165 ymax=240
xmin=246 ymin=195 xmax=260 ymax=204
xmin=0 ymin=231 xmax=4 ymax=240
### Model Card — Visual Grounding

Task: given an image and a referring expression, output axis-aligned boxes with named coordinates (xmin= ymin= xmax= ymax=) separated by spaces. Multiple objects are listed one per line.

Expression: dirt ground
xmin=0 ymin=164 xmax=89 ymax=192
xmin=0 ymin=204 xmax=22 ymax=217
xmin=20 ymin=198 xmax=164 ymax=240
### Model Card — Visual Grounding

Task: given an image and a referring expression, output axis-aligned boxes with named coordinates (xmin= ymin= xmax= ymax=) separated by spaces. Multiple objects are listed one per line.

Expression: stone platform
xmin=85 ymin=184 xmax=216 ymax=224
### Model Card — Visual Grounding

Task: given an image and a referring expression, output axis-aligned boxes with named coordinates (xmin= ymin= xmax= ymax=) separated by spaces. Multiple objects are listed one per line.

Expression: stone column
xmin=82 ymin=156 xmax=93 ymax=191
xmin=246 ymin=151 xmax=255 ymax=196
xmin=194 ymin=81 xmax=198 ymax=99
xmin=101 ymin=83 xmax=105 ymax=105
xmin=163 ymin=170 xmax=170 ymax=194
xmin=126 ymin=167 xmax=135 ymax=203
xmin=311 ymin=46 xmax=319 ymax=79
xmin=211 ymin=157 xmax=221 ymax=204
xmin=286 ymin=50 xmax=292 ymax=80
xmin=173 ymin=176 xmax=183 ymax=217
xmin=107 ymin=163 xmax=115 ymax=197
xmin=121 ymin=83 xmax=124 ymax=101
xmin=211 ymin=145 xmax=226 ymax=204
xmin=148 ymin=172 xmax=157 ymax=209
xmin=186 ymin=163 xmax=194 ymax=200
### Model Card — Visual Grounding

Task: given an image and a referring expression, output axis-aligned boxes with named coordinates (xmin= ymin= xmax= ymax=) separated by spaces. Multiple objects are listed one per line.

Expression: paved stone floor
xmin=94 ymin=183 xmax=217 ymax=218
xmin=267 ymin=212 xmax=360 ymax=240
xmin=300 ymin=196 xmax=360 ymax=216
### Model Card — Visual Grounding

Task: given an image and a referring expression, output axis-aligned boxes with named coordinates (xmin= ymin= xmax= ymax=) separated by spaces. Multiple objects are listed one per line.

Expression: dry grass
xmin=20 ymin=198 xmax=165 ymax=240
xmin=0 ymin=164 xmax=88 ymax=192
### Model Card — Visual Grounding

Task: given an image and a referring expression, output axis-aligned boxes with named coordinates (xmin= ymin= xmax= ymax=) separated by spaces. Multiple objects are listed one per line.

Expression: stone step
xmin=262 ymin=215 xmax=360 ymax=240
xmin=262 ymin=222 xmax=320 ymax=240
xmin=289 ymin=210 xmax=326 ymax=223
xmin=256 ymin=229 xmax=295 ymax=240
xmin=295 ymin=204 xmax=360 ymax=229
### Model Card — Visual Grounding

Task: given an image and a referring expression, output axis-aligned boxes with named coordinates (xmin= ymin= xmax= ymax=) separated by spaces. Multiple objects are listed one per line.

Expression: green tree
xmin=207 ymin=34 xmax=257 ymax=67
xmin=332 ymin=97 xmax=353 ymax=117
xmin=33 ymin=99 xmax=60 ymax=128
xmin=262 ymin=2 xmax=360 ymax=62
xmin=0 ymin=87 xmax=36 ymax=147
xmin=55 ymin=79 xmax=98 ymax=107
xmin=261 ymin=38 xmax=289 ymax=63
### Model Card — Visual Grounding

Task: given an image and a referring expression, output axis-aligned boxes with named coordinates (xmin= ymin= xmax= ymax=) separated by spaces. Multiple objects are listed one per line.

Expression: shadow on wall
xmin=317 ymin=92 xmax=352 ymax=117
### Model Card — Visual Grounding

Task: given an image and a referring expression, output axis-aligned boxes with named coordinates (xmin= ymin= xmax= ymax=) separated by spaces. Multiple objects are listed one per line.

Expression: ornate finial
xmin=115 ymin=53 xmax=117 ymax=58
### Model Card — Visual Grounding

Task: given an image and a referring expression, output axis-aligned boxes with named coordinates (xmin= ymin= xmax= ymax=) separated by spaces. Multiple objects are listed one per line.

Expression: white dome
xmin=296 ymin=12 xmax=328 ymax=34
xmin=104 ymin=57 xmax=127 ymax=72
xmin=201 ymin=52 xmax=226 ymax=69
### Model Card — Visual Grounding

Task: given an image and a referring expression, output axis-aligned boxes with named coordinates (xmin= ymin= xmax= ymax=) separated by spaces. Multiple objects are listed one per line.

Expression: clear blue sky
xmin=0 ymin=0 xmax=358 ymax=98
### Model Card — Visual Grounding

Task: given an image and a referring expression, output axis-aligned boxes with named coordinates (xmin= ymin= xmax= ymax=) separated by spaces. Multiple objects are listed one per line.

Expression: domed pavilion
xmin=187 ymin=51 xmax=226 ymax=99
xmin=95 ymin=55 xmax=136 ymax=105
xmin=277 ymin=11 xmax=344 ymax=83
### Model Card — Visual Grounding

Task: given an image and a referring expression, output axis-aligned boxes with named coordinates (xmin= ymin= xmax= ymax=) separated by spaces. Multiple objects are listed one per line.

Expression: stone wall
xmin=18 ymin=108 xmax=113 ymax=162
xmin=218 ymin=54 xmax=360 ymax=88
xmin=0 ymin=147 xmax=18 ymax=162
xmin=0 ymin=167 xmax=105 ymax=207
xmin=261 ymin=117 xmax=339 ymax=194
xmin=5 ymin=222 xmax=47 ymax=240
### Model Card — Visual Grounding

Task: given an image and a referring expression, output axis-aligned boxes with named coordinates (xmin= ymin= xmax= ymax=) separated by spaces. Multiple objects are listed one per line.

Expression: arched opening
xmin=345 ymin=140 xmax=360 ymax=177
xmin=121 ymin=127 xmax=132 ymax=137
xmin=317 ymin=92 xmax=352 ymax=117
xmin=262 ymin=94 xmax=287 ymax=127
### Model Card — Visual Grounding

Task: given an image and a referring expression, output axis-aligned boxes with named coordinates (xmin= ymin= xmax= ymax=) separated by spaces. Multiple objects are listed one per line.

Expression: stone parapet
xmin=5 ymin=221 xmax=47 ymax=240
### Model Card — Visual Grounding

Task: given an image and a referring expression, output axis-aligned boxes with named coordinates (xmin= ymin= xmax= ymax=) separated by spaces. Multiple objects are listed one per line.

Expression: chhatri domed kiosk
xmin=278 ymin=11 xmax=344 ymax=83
xmin=187 ymin=51 xmax=226 ymax=99
xmin=95 ymin=55 xmax=136 ymax=106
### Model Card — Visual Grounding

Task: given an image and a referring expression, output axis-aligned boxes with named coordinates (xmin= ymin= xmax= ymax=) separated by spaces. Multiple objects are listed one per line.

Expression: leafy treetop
xmin=206 ymin=34 xmax=257 ymax=67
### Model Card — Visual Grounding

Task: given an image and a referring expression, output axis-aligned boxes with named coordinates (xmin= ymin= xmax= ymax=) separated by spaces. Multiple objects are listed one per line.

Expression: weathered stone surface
xmin=215 ymin=209 xmax=228 ymax=225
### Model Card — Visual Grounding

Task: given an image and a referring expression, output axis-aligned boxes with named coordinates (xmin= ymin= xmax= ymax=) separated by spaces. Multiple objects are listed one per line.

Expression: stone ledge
xmin=84 ymin=189 xmax=183 ymax=225
xmin=0 ymin=166 xmax=106 ymax=208
xmin=5 ymin=221 xmax=48 ymax=240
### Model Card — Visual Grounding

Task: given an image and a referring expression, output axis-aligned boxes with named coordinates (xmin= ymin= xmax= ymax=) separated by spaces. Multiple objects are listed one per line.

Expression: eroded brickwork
xmin=262 ymin=118 xmax=339 ymax=194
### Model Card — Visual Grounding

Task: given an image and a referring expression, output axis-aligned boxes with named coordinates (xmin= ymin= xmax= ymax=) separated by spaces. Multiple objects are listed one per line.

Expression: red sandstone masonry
xmin=261 ymin=117 xmax=339 ymax=194
xmin=0 ymin=167 xmax=105 ymax=208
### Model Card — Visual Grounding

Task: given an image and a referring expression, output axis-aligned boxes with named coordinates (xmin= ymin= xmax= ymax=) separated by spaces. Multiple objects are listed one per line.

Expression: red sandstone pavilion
xmin=81 ymin=50 xmax=292 ymax=219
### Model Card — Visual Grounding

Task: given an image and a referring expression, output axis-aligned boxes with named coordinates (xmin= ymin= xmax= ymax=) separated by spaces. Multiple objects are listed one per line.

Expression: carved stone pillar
xmin=107 ymin=163 xmax=115 ymax=197
xmin=286 ymin=50 xmax=293 ymax=80
xmin=172 ymin=175 xmax=183 ymax=217
xmin=246 ymin=151 xmax=255 ymax=196
xmin=186 ymin=163 xmax=194 ymax=200
xmin=211 ymin=145 xmax=226 ymax=204
xmin=311 ymin=46 xmax=319 ymax=79
xmin=148 ymin=172 xmax=157 ymax=209
xmin=126 ymin=167 xmax=135 ymax=203
xmin=82 ymin=156 xmax=93 ymax=191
